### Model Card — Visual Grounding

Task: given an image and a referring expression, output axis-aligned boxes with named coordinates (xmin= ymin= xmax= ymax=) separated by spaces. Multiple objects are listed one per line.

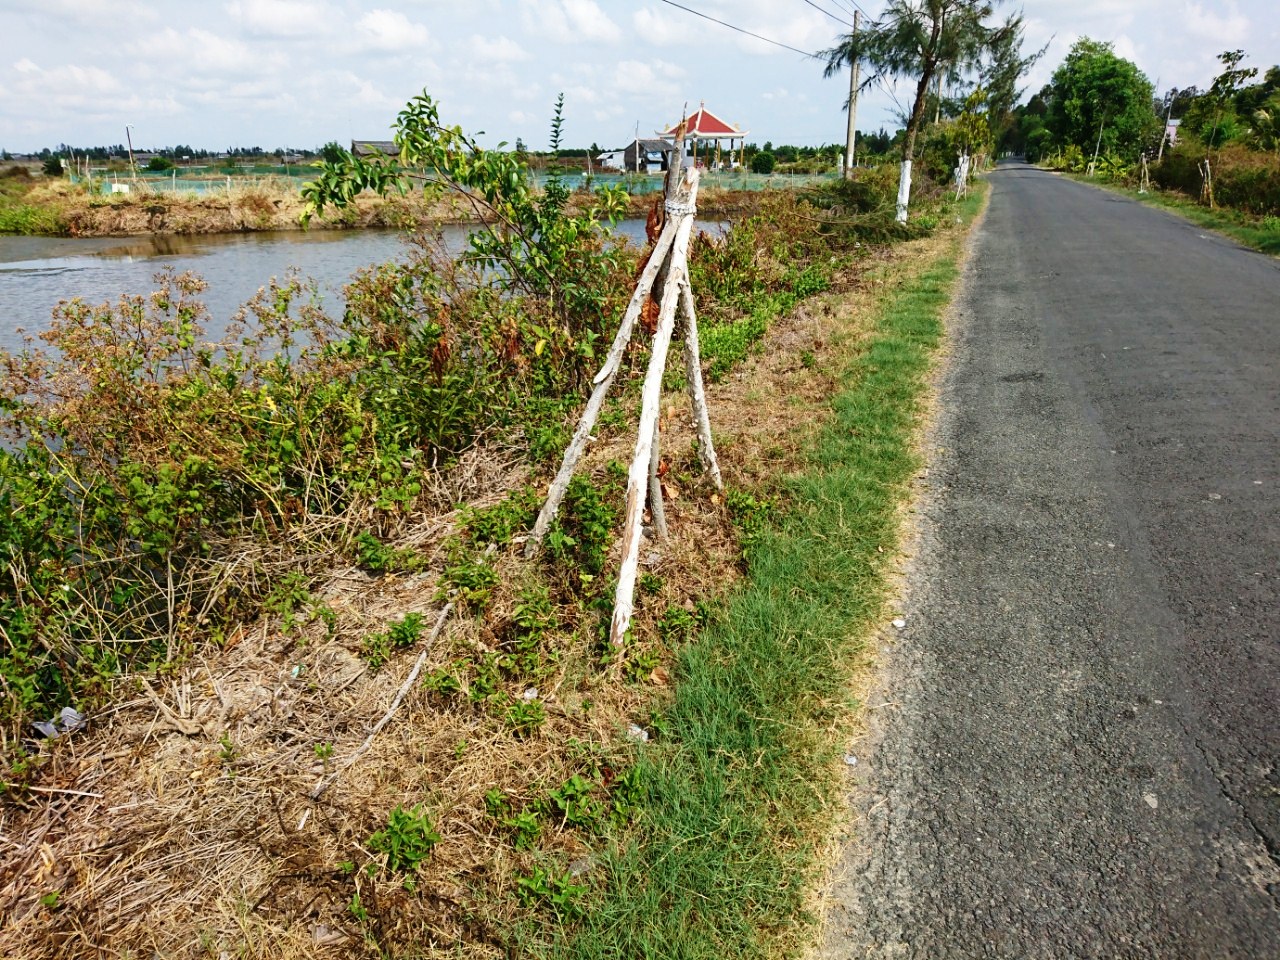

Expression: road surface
xmin=819 ymin=163 xmax=1280 ymax=958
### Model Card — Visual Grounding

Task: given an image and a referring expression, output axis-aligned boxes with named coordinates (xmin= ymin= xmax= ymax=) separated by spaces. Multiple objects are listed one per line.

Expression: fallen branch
xmin=309 ymin=601 xmax=453 ymax=801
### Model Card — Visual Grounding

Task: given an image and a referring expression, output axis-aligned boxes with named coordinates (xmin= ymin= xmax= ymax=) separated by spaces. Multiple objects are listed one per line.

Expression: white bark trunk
xmin=647 ymin=415 xmax=668 ymax=541
xmin=896 ymin=159 xmax=912 ymax=223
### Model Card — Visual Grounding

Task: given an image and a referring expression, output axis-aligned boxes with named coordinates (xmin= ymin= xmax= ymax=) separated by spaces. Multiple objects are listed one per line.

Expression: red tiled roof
xmin=661 ymin=105 xmax=742 ymax=137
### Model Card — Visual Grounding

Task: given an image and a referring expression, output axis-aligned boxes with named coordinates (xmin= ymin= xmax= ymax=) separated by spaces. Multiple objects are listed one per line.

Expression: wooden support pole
xmin=679 ymin=278 xmax=723 ymax=491
xmin=524 ymin=219 xmax=679 ymax=557
xmin=610 ymin=171 xmax=700 ymax=647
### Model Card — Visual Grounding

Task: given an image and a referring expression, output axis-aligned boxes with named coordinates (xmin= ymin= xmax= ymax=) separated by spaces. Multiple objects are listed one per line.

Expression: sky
xmin=2 ymin=0 xmax=1279 ymax=155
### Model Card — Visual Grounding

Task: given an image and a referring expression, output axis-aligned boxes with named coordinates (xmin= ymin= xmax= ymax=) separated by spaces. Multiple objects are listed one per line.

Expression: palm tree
xmin=824 ymin=0 xmax=1024 ymax=222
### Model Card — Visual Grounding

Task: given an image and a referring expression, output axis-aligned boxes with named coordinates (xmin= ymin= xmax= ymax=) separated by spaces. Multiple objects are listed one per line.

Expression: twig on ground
xmin=308 ymin=601 xmax=453 ymax=801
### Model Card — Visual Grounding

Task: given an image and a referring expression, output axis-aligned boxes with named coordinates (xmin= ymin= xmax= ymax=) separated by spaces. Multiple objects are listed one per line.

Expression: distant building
xmin=657 ymin=102 xmax=748 ymax=169
xmin=1165 ymin=118 xmax=1181 ymax=146
xmin=601 ymin=139 xmax=676 ymax=173
xmin=597 ymin=149 xmax=626 ymax=170
xmin=352 ymin=139 xmax=396 ymax=158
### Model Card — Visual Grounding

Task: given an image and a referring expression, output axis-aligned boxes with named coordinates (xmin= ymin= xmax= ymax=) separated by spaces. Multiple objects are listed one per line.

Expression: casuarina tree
xmin=823 ymin=0 xmax=1028 ymax=222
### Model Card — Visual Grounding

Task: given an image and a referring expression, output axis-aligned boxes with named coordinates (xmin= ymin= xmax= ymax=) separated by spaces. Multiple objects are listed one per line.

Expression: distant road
xmin=820 ymin=162 xmax=1280 ymax=958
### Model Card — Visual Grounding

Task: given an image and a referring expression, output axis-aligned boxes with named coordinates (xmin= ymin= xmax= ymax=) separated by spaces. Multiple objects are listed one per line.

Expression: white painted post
xmin=896 ymin=160 xmax=912 ymax=223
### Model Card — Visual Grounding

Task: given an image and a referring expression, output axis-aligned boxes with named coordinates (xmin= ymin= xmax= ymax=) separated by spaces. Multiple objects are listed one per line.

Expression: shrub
xmin=1153 ymin=143 xmax=1280 ymax=216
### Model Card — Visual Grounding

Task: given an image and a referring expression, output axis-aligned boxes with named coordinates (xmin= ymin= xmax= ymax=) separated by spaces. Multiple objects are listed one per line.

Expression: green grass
xmin=1065 ymin=174 xmax=1280 ymax=256
xmin=526 ymin=187 xmax=987 ymax=960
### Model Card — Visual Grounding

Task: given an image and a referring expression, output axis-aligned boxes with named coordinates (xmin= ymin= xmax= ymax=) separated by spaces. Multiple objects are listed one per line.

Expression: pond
xmin=0 ymin=218 xmax=713 ymax=354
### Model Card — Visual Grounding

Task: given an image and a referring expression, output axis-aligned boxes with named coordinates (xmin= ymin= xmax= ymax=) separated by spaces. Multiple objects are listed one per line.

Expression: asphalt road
xmin=819 ymin=163 xmax=1280 ymax=958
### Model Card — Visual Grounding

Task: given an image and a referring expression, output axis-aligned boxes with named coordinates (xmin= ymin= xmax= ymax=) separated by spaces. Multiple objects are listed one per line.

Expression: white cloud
xmin=355 ymin=9 xmax=433 ymax=51
xmin=521 ymin=0 xmax=621 ymax=44
xmin=467 ymin=35 xmax=529 ymax=63
xmin=128 ymin=28 xmax=269 ymax=75
xmin=1183 ymin=1 xmax=1250 ymax=47
xmin=224 ymin=0 xmax=334 ymax=38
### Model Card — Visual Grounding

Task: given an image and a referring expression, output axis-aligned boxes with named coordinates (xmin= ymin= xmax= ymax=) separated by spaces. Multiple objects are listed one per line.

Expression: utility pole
xmin=843 ymin=10 xmax=860 ymax=179
xmin=1089 ymin=108 xmax=1107 ymax=175
xmin=125 ymin=124 xmax=137 ymax=178
xmin=1157 ymin=95 xmax=1175 ymax=163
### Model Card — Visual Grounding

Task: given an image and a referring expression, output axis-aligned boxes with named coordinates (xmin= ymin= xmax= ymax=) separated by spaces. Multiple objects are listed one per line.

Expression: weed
xmin=542 ymin=774 xmax=603 ymax=832
xmin=362 ymin=612 xmax=426 ymax=670
xmin=468 ymin=655 xmax=502 ymax=702
xmin=463 ymin=489 xmax=538 ymax=548
xmin=367 ymin=804 xmax=440 ymax=874
xmin=422 ymin=665 xmax=463 ymax=699
xmin=514 ymin=866 xmax=586 ymax=920
xmin=217 ymin=734 xmax=238 ymax=765
xmin=545 ymin=476 xmax=618 ymax=587
xmin=504 ymin=697 xmax=547 ymax=737
xmin=505 ymin=809 xmax=542 ymax=849
xmin=656 ymin=606 xmax=699 ymax=645
xmin=638 ymin=572 xmax=663 ymax=596
xmin=725 ymin=488 xmax=773 ymax=568
xmin=361 ymin=633 xmax=392 ymax=672
xmin=624 ymin=648 xmax=662 ymax=684
xmin=438 ymin=548 xmax=500 ymax=612
xmin=354 ymin=530 xmax=422 ymax=573
xmin=348 ymin=892 xmax=368 ymax=923
xmin=388 ymin=612 xmax=425 ymax=647
xmin=314 ymin=742 xmax=334 ymax=763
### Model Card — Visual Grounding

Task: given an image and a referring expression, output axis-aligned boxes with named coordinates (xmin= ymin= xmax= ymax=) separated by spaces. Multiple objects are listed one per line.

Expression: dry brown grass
xmin=0 ymin=225 xmax=938 ymax=958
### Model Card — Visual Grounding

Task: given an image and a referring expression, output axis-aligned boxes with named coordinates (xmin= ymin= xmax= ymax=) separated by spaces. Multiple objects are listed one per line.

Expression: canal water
xmin=0 ymin=219 xmax=688 ymax=354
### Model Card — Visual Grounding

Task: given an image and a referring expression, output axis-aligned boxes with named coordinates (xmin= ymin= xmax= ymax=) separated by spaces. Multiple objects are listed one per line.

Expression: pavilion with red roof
xmin=658 ymin=102 xmax=749 ymax=170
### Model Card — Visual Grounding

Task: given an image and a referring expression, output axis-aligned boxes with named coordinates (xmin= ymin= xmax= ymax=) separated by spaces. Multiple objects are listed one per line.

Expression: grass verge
xmin=1060 ymin=173 xmax=1280 ymax=256
xmin=538 ymin=185 xmax=988 ymax=960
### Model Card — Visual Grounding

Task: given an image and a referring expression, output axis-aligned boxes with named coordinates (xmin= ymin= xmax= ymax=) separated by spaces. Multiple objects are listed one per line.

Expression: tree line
xmin=1006 ymin=41 xmax=1280 ymax=164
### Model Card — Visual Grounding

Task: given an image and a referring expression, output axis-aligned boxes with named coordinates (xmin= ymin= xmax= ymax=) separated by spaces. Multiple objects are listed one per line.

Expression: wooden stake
xmin=524 ymin=219 xmax=679 ymax=556
xmin=610 ymin=171 xmax=700 ymax=647
xmin=679 ymin=278 xmax=723 ymax=491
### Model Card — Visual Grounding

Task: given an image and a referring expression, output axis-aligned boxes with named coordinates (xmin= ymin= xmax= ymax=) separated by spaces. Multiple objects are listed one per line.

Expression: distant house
xmin=351 ymin=139 xmax=397 ymax=158
xmin=597 ymin=149 xmax=626 ymax=170
xmin=1165 ymin=118 xmax=1181 ymax=146
xmin=622 ymin=139 xmax=676 ymax=173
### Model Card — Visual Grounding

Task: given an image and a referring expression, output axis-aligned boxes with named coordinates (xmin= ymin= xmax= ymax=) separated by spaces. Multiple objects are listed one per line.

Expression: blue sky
xmin=2 ymin=1 xmax=1278 ymax=153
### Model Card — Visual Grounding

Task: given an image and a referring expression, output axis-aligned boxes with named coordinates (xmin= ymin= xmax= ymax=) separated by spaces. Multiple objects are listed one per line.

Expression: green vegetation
xmin=0 ymin=165 xmax=65 ymax=234
xmin=528 ymin=185 xmax=988 ymax=960
xmin=1045 ymin=39 xmax=1159 ymax=162
xmin=822 ymin=0 xmax=1034 ymax=218
xmin=1019 ymin=44 xmax=1279 ymax=224
xmin=3 ymin=85 xmax=987 ymax=957
xmin=367 ymin=804 xmax=441 ymax=874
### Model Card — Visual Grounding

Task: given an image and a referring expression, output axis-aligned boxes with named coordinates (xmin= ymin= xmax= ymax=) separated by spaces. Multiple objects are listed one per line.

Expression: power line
xmin=656 ymin=0 xmax=821 ymax=59
xmin=800 ymin=0 xmax=852 ymax=28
